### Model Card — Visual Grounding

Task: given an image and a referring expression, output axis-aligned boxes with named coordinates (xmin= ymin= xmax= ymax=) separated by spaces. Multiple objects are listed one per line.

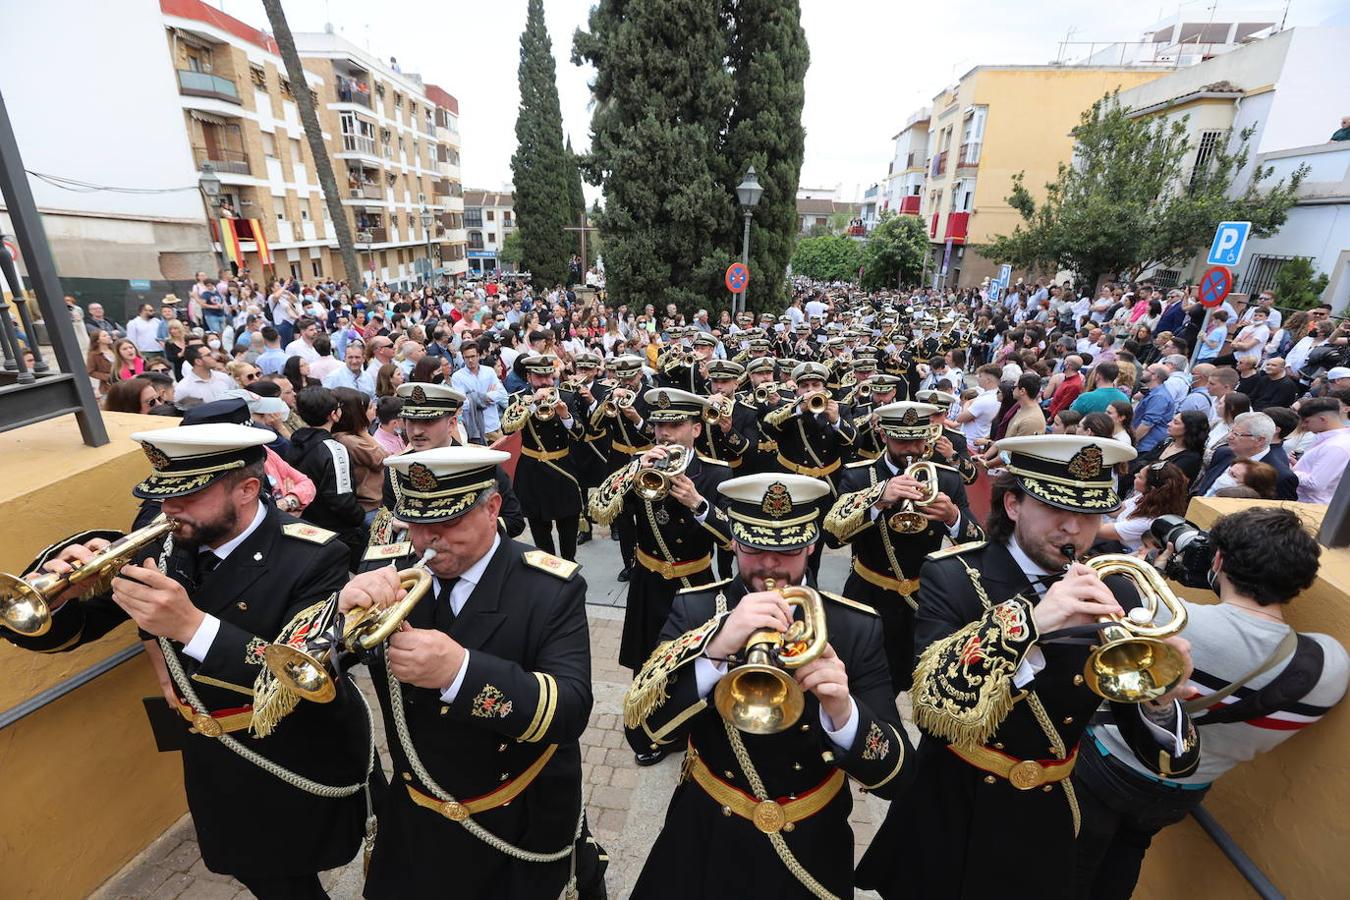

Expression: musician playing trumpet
xmin=825 ymin=401 xmax=983 ymax=695
xmin=623 ymin=474 xmax=911 ymax=899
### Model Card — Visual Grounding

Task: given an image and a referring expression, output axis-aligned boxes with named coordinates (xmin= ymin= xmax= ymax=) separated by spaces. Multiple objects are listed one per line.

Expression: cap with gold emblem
xmin=706 ymin=359 xmax=745 ymax=380
xmin=607 ymin=354 xmax=645 ymax=377
xmin=718 ymin=473 xmax=830 ymax=551
xmin=396 ymin=382 xmax=466 ymax=420
xmin=573 ymin=351 xmax=602 ymax=370
xmin=865 ymin=374 xmax=902 ymax=394
xmin=916 ymin=389 xmax=958 ymax=408
xmin=851 ymin=356 xmax=878 ymax=374
xmin=691 ymin=333 xmax=719 ymax=350
xmin=385 ymin=446 xmax=510 ymax=523
xmin=520 ymin=353 xmax=559 ymax=376
xmin=130 ymin=423 xmax=275 ymax=499
xmin=747 ymin=338 xmax=771 ymax=352
xmin=745 ymin=357 xmax=776 ymax=375
xmin=995 ymin=435 xmax=1137 ymax=513
xmin=873 ymin=401 xmax=940 ymax=440
xmin=791 ymin=361 xmax=830 ymax=384
xmin=642 ymin=387 xmax=709 ymax=422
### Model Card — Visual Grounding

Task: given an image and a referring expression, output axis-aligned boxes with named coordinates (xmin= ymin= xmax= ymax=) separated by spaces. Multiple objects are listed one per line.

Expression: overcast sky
xmin=225 ymin=0 xmax=1344 ymax=202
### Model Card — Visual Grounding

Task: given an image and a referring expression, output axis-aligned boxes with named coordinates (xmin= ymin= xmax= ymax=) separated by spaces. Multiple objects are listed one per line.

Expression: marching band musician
xmin=824 ymin=401 xmax=983 ymax=694
xmin=569 ymin=352 xmax=610 ymax=547
xmin=915 ymin=388 xmax=980 ymax=485
xmin=589 ymin=388 xmax=733 ymax=765
xmin=364 ymin=382 xmax=524 ymax=571
xmin=845 ymin=372 xmax=900 ymax=463
xmin=857 ymin=435 xmax=1201 ymax=900
xmin=339 ymin=447 xmax=605 ymax=900
xmin=623 ymin=474 xmax=912 ymax=899
xmin=761 ymin=361 xmax=856 ymax=577
xmin=501 ymin=354 xmax=588 ymax=562
xmin=697 ymin=360 xmax=760 ymax=579
xmin=741 ymin=356 xmax=784 ymax=475
xmin=1 ymin=423 xmax=371 ymax=899
xmin=590 ymin=354 xmax=655 ymax=583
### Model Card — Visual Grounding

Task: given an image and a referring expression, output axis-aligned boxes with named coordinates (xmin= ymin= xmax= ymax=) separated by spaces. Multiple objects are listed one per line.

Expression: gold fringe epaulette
xmin=249 ymin=596 xmax=336 ymax=738
xmin=824 ymin=482 xmax=885 ymax=542
xmin=820 ymin=590 xmax=878 ymax=617
xmin=926 ymin=541 xmax=986 ymax=561
xmin=589 ymin=461 xmax=636 ymax=526
xmin=622 ymin=614 xmax=725 ymax=729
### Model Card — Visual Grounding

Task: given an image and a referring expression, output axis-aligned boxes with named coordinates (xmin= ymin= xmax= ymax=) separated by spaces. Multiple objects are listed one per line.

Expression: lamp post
xmin=420 ymin=203 xmax=434 ymax=285
xmin=735 ymin=166 xmax=763 ymax=317
xmin=197 ymin=162 xmax=230 ymax=275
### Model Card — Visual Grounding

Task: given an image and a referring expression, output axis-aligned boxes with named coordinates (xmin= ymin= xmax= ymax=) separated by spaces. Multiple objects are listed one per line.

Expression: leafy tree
xmin=1273 ymin=257 xmax=1330 ymax=311
xmin=511 ymin=0 xmax=572 ymax=288
xmin=499 ymin=229 xmax=524 ymax=268
xmin=983 ymin=92 xmax=1306 ymax=289
xmin=724 ymin=0 xmax=809 ymax=313
xmin=790 ymin=235 xmax=861 ymax=283
xmin=565 ymin=137 xmax=587 ymax=257
xmin=860 ymin=212 xmax=927 ymax=290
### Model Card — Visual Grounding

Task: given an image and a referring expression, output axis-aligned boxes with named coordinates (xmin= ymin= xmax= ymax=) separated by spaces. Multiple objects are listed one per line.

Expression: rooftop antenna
xmin=1058 ymin=25 xmax=1080 ymax=64
xmin=1278 ymin=0 xmax=1291 ymax=32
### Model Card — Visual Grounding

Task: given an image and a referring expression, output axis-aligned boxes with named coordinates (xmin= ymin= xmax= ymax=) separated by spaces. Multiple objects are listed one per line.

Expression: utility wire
xmin=26 ymin=170 xmax=201 ymax=195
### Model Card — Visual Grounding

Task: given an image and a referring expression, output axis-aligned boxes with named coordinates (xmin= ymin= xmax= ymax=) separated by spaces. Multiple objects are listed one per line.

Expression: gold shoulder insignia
xmin=281 ymin=522 xmax=337 ymax=544
xmin=523 ymin=549 xmax=579 ymax=580
xmin=926 ymin=540 xmax=987 ymax=561
xmin=363 ymin=541 xmax=412 ymax=561
xmin=820 ymin=590 xmax=879 ymax=616
xmin=697 ymin=454 xmax=730 ymax=467
xmin=846 ymin=458 xmax=877 ymax=468
xmin=677 ymin=577 xmax=732 ymax=595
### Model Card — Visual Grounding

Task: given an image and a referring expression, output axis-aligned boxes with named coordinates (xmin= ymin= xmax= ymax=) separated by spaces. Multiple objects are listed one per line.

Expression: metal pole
xmin=0 ymin=239 xmax=45 ymax=373
xmin=1190 ymin=807 xmax=1284 ymax=900
xmin=0 ymin=289 xmax=27 ymax=379
xmin=739 ymin=209 xmax=752 ymax=317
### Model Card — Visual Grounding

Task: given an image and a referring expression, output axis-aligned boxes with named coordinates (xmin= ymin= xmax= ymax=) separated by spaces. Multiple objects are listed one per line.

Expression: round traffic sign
xmin=1 ymin=239 xmax=18 ymax=262
xmin=725 ymin=262 xmax=750 ymax=294
xmin=1199 ymin=266 xmax=1232 ymax=309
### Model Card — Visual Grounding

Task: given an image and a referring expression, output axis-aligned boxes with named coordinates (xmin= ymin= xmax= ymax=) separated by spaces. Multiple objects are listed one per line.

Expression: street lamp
xmin=735 ymin=166 xmax=763 ymax=316
xmin=420 ymin=203 xmax=434 ymax=284
xmin=198 ymin=162 xmax=229 ymax=275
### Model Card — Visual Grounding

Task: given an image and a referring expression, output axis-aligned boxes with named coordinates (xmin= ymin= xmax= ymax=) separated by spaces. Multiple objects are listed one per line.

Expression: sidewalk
xmin=92 ymin=533 xmax=907 ymax=900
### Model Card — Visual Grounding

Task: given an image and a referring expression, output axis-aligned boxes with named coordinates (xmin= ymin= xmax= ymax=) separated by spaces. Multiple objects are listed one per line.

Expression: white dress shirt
xmin=438 ymin=534 xmax=502 ymax=701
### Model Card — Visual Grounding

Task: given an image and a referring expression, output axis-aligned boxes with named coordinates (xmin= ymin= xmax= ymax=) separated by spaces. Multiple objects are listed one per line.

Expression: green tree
xmin=511 ymin=0 xmax=572 ymax=288
xmin=565 ymin=137 xmax=587 ymax=257
xmin=789 ymin=235 xmax=861 ymax=283
xmin=1273 ymin=257 xmax=1330 ymax=311
xmin=859 ymin=212 xmax=927 ymax=290
xmin=984 ymin=92 xmax=1306 ymax=289
xmin=724 ymin=0 xmax=809 ymax=313
xmin=499 ymin=229 xmax=524 ymax=268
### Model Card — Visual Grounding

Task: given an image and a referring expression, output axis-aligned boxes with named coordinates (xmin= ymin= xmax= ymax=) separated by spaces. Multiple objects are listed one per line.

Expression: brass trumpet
xmin=262 ymin=552 xmax=437 ymax=703
xmin=887 ymin=461 xmax=940 ymax=534
xmin=602 ymin=388 xmax=636 ymax=417
xmin=798 ymin=391 xmax=830 ymax=414
xmin=633 ymin=444 xmax=692 ymax=501
xmin=703 ymin=396 xmax=733 ymax=423
xmin=0 ymin=516 xmax=179 ymax=637
xmin=714 ymin=579 xmax=828 ymax=734
xmin=1080 ymin=554 xmax=1189 ymax=704
xmin=753 ymin=382 xmax=781 ymax=404
xmin=533 ymin=388 xmax=561 ymax=421
xmin=560 ymin=378 xmax=582 ymax=393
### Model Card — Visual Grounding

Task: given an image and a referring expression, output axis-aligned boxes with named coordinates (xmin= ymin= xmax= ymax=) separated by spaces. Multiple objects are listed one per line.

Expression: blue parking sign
xmin=1206 ymin=222 xmax=1251 ymax=267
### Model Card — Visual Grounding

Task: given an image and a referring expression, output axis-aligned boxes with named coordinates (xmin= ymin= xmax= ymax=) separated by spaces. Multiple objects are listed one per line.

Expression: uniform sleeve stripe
xmin=859 ymin=724 xmax=907 ymax=790
xmin=529 ymin=674 xmax=558 ymax=742
xmin=521 ymin=671 xmax=550 ymax=742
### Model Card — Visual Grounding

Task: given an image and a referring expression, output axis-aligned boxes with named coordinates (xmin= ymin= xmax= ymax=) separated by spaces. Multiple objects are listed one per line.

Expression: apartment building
xmin=462 ymin=190 xmax=516 ymax=275
xmin=884 ymin=108 xmax=929 ymax=218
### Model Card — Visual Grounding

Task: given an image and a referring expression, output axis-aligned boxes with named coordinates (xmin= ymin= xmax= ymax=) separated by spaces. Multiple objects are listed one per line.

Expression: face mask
xmin=207 ymin=339 xmax=221 ymax=350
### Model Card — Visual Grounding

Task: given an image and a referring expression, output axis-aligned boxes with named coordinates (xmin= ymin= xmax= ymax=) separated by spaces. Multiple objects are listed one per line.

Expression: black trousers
xmin=236 ymin=872 xmax=328 ymax=900
xmin=1071 ymin=735 xmax=1210 ymax=900
xmin=528 ymin=515 xmax=579 ymax=561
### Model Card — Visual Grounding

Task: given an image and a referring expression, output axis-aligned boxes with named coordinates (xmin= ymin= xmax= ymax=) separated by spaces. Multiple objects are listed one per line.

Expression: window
xmin=504 ymin=211 xmax=513 ymax=226
xmin=486 ymin=210 xmax=495 ymax=221
xmin=1242 ymin=256 xmax=1291 ymax=296
xmin=290 ymin=137 xmax=303 ymax=164
xmin=312 ymin=259 xmax=323 ymax=277
xmin=276 ymin=209 xmax=286 ymax=223
xmin=488 ymin=233 xmax=496 ymax=244
xmin=300 ymin=208 xmax=310 ymax=221
xmin=261 ymin=132 xmax=277 ymax=158
xmin=290 ymin=262 xmax=302 ymax=279
xmin=1189 ymin=130 xmax=1227 ymax=187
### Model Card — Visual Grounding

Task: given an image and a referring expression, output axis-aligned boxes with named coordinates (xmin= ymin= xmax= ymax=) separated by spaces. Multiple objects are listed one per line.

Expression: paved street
xmin=92 ymin=531 xmax=910 ymax=899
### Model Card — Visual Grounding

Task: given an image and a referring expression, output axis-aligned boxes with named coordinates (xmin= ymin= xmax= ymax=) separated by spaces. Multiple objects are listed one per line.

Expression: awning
xmin=188 ymin=109 xmax=232 ymax=126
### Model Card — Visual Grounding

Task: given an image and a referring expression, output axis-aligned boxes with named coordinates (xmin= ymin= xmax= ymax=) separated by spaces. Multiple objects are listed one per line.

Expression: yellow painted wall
xmin=0 ymin=413 xmax=185 ymax=898
xmin=1136 ymin=498 xmax=1350 ymax=899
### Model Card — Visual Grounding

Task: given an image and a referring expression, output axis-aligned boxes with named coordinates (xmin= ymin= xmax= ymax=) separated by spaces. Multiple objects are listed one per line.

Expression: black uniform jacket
xmin=625 ymin=577 xmax=913 ymax=899
xmin=856 ymin=540 xmax=1200 ymax=900
xmin=1 ymin=506 xmax=368 ymax=879
xmin=501 ymin=387 xmax=588 ymax=519
xmin=693 ymin=397 xmax=758 ymax=470
xmin=363 ymin=535 xmax=592 ymax=900
xmin=761 ymin=402 xmax=857 ymax=491
xmin=587 ymin=378 xmax=655 ymax=471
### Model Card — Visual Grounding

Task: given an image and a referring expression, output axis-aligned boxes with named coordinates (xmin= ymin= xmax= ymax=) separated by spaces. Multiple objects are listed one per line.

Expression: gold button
xmin=721 ymin=805 xmax=733 ymax=817
xmin=984 ymin=775 xmax=997 ymax=784
xmin=1073 ymin=675 xmax=1085 ymax=686
xmin=793 ymin=762 xmax=803 ymax=771
xmin=500 ymin=772 xmax=510 ymax=781
xmin=724 ymin=771 xmax=735 ymax=780
xmin=1042 ymin=784 xmax=1054 ymax=793
xmin=783 ymin=822 xmax=795 ymax=833
xmin=499 ymin=743 xmax=508 ymax=752
xmin=402 ymin=772 xmax=412 ymax=782
xmin=1062 ymin=716 xmax=1074 ymax=725
xmin=993 ymin=742 xmax=1005 ymax=750
xmin=800 ymin=723 xmax=811 ymax=732
xmin=440 ymin=705 xmax=449 ymax=716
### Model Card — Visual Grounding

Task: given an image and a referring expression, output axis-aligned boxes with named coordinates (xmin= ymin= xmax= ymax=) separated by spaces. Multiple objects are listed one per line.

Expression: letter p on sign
xmin=1206 ymin=221 xmax=1251 ymax=268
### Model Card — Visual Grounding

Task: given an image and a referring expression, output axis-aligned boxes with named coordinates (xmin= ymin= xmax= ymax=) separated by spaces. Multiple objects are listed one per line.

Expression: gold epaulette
xmin=363 ymin=541 xmax=412 ymax=561
xmin=677 ymin=576 xmax=732 ymax=595
xmin=846 ymin=458 xmax=877 ymax=468
xmin=926 ymin=541 xmax=986 ymax=561
xmin=697 ymin=455 xmax=729 ymax=467
xmin=820 ymin=590 xmax=878 ymax=616
xmin=281 ymin=522 xmax=337 ymax=544
xmin=523 ymin=549 xmax=580 ymax=580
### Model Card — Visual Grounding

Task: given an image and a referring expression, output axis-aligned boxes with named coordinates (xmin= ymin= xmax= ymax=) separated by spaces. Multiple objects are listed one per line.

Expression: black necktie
xmin=197 ymin=552 xmax=221 ymax=585
xmin=433 ymin=577 xmax=460 ymax=634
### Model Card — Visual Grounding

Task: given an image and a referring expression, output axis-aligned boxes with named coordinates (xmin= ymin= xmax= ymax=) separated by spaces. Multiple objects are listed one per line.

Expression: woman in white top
xmin=1096 ymin=461 xmax=1189 ymax=552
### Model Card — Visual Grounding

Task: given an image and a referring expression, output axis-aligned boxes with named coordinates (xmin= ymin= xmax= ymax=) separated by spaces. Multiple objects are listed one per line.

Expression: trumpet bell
xmin=887 ymin=511 xmax=929 ymax=534
xmin=0 ymin=572 xmax=52 ymax=637
xmin=713 ymin=661 xmax=805 ymax=735
xmin=262 ymin=642 xmax=338 ymax=703
xmin=803 ymin=392 xmax=829 ymax=414
xmin=1084 ymin=634 xmax=1187 ymax=704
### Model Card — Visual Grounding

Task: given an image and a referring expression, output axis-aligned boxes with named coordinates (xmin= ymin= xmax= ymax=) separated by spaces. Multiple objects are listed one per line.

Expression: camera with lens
xmin=1149 ymin=514 xmax=1218 ymax=590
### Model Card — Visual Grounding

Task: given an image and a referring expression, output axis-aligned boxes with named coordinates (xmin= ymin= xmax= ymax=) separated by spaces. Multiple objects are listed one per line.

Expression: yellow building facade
xmin=922 ymin=66 xmax=1170 ymax=288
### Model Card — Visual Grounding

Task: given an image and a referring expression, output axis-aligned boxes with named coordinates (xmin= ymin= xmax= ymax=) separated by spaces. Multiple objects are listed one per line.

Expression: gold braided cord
xmin=1024 ymin=691 xmax=1081 ymax=836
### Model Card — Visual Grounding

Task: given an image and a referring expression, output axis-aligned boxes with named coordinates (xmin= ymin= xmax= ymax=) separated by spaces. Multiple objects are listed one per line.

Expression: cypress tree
xmin=725 ymin=0 xmax=809 ymax=313
xmin=511 ymin=0 xmax=572 ymax=288
xmin=565 ymin=137 xmax=587 ymax=257
xmin=573 ymin=0 xmax=736 ymax=310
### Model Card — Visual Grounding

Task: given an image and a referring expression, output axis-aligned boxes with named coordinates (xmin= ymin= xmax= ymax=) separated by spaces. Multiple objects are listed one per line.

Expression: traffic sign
xmin=1206 ymin=221 xmax=1251 ymax=267
xmin=997 ymin=263 xmax=1012 ymax=287
xmin=1198 ymin=266 xmax=1232 ymax=309
xmin=725 ymin=262 xmax=749 ymax=294
xmin=1 ymin=239 xmax=18 ymax=262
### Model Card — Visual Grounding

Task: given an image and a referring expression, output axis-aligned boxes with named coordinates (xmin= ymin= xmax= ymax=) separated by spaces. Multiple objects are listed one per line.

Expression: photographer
xmin=1073 ymin=507 xmax=1349 ymax=900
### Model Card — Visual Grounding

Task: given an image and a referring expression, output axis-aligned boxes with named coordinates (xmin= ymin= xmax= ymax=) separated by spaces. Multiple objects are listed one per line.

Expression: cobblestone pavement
xmin=92 ymin=531 xmax=912 ymax=899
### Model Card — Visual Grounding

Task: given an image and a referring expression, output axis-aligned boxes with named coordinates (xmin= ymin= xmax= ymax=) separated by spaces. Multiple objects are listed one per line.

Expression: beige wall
xmin=0 ymin=413 xmax=185 ymax=898
xmin=1136 ymin=497 xmax=1350 ymax=899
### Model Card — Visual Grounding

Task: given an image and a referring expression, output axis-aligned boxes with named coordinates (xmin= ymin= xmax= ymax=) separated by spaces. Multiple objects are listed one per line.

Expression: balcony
xmin=944 ymin=211 xmax=970 ymax=244
xmin=433 ymin=180 xmax=452 ymax=197
xmin=349 ymin=183 xmax=383 ymax=200
xmin=177 ymin=70 xmax=241 ymax=104
xmin=341 ymin=132 xmax=378 ymax=156
xmin=898 ymin=195 xmax=921 ymax=216
xmin=336 ymin=80 xmax=372 ymax=109
xmin=930 ymin=212 xmax=939 ymax=238
xmin=355 ymin=225 xmax=388 ymax=244
xmin=930 ymin=150 xmax=948 ymax=178
xmin=957 ymin=144 xmax=981 ymax=169
xmin=192 ymin=145 xmax=249 ymax=176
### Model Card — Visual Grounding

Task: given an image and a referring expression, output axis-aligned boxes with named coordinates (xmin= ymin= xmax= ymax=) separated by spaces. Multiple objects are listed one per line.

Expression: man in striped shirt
xmin=1072 ymin=507 xmax=1348 ymax=899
